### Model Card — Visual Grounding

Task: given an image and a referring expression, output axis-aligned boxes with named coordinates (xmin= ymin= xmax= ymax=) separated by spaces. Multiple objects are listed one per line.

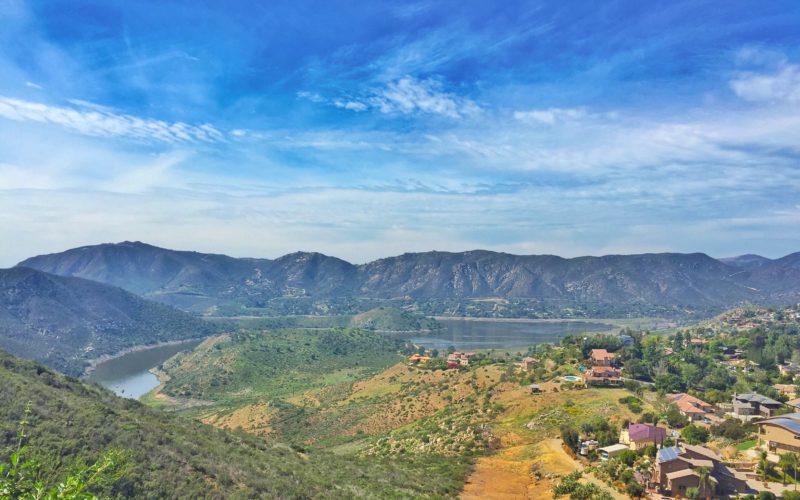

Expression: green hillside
xmin=0 ymin=349 xmax=469 ymax=498
xmin=0 ymin=267 xmax=218 ymax=376
xmin=348 ymin=307 xmax=439 ymax=331
xmin=161 ymin=328 xmax=404 ymax=404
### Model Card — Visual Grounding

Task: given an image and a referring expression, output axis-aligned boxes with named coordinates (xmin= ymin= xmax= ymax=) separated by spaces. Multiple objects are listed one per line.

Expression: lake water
xmin=408 ymin=319 xmax=615 ymax=350
xmin=85 ymin=339 xmax=203 ymax=399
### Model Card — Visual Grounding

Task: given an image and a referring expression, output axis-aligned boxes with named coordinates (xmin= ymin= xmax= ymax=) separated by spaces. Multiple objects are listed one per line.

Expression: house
xmin=668 ymin=393 xmax=714 ymax=422
xmin=779 ymin=362 xmax=800 ymax=376
xmin=786 ymin=397 xmax=800 ymax=411
xmin=408 ymin=354 xmax=432 ymax=364
xmin=528 ymin=384 xmax=542 ymax=394
xmin=731 ymin=393 xmax=783 ymax=419
xmin=447 ymin=351 xmax=476 ymax=367
xmin=651 ymin=444 xmax=747 ymax=497
xmin=773 ymin=383 xmax=796 ymax=398
xmin=519 ymin=357 xmax=538 ymax=371
xmin=619 ymin=423 xmax=667 ymax=450
xmin=583 ymin=365 xmax=622 ymax=386
xmin=757 ymin=412 xmax=800 ymax=454
xmin=589 ymin=349 xmax=616 ymax=366
xmin=598 ymin=443 xmax=629 ymax=461
xmin=618 ymin=334 xmax=634 ymax=346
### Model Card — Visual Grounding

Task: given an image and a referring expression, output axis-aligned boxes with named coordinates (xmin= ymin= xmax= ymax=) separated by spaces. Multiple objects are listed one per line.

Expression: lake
xmin=85 ymin=339 xmax=203 ymax=399
xmin=407 ymin=319 xmax=615 ymax=350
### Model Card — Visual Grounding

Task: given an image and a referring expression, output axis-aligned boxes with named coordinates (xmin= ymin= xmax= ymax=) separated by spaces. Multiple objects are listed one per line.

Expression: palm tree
xmin=780 ymin=452 xmax=800 ymax=489
xmin=634 ymin=383 xmax=645 ymax=401
xmin=695 ymin=466 xmax=713 ymax=499
xmin=758 ymin=450 xmax=774 ymax=484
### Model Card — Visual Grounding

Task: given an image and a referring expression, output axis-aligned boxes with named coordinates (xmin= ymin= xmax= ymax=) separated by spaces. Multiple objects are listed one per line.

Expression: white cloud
xmin=513 ymin=107 xmax=587 ymax=125
xmin=730 ymin=63 xmax=800 ymax=103
xmin=0 ymin=96 xmax=225 ymax=143
xmin=369 ymin=76 xmax=481 ymax=118
xmin=333 ymin=99 xmax=368 ymax=111
xmin=303 ymin=76 xmax=481 ymax=119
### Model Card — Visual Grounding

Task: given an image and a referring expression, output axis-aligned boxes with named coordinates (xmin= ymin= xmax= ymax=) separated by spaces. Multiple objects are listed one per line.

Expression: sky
xmin=1 ymin=0 xmax=799 ymax=266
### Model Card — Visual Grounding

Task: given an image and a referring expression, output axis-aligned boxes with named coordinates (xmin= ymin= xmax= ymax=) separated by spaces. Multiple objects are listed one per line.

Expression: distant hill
xmin=0 ymin=350 xmax=466 ymax=498
xmin=349 ymin=306 xmax=440 ymax=331
xmin=0 ymin=267 xmax=217 ymax=375
xmin=719 ymin=254 xmax=773 ymax=270
xmin=18 ymin=242 xmax=800 ymax=317
xmin=775 ymin=251 xmax=800 ymax=270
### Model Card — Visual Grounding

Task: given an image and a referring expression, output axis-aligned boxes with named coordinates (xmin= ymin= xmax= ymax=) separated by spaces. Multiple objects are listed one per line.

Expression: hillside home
xmin=619 ymin=423 xmax=667 ymax=450
xmin=668 ymin=393 xmax=714 ymax=422
xmin=528 ymin=384 xmax=542 ymax=394
xmin=779 ymin=362 xmax=800 ymax=376
xmin=731 ymin=393 xmax=783 ymax=419
xmin=773 ymin=383 xmax=797 ymax=398
xmin=651 ymin=444 xmax=747 ymax=497
xmin=589 ymin=349 xmax=616 ymax=366
xmin=447 ymin=351 xmax=476 ymax=368
xmin=519 ymin=357 xmax=538 ymax=371
xmin=583 ymin=365 xmax=622 ymax=386
xmin=408 ymin=354 xmax=431 ymax=364
xmin=787 ymin=398 xmax=800 ymax=411
xmin=758 ymin=413 xmax=800 ymax=454
xmin=618 ymin=334 xmax=634 ymax=346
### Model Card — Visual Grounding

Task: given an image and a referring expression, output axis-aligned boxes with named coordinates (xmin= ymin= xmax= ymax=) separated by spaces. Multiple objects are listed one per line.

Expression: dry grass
xmin=202 ymin=401 xmax=275 ymax=437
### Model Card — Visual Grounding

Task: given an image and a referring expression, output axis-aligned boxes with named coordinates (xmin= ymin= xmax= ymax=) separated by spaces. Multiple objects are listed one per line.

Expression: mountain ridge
xmin=17 ymin=242 xmax=800 ymax=316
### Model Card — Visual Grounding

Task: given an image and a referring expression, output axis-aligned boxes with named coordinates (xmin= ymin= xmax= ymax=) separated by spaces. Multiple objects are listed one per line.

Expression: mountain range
xmin=16 ymin=241 xmax=800 ymax=316
xmin=0 ymin=266 xmax=216 ymax=375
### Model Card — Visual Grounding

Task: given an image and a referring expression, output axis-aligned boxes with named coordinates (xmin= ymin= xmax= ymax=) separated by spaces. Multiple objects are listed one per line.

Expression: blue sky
xmin=1 ymin=0 xmax=799 ymax=265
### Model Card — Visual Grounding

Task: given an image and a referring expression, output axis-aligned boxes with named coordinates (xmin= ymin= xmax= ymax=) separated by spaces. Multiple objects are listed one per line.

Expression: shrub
xmin=681 ymin=424 xmax=709 ymax=445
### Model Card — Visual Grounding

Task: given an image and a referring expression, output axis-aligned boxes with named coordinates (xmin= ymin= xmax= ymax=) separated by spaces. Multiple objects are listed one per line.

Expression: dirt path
xmin=460 ymin=438 xmax=627 ymax=499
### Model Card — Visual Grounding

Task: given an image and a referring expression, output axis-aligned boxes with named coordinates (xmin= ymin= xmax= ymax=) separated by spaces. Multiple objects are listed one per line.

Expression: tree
xmin=618 ymin=450 xmax=638 ymax=467
xmin=626 ymin=481 xmax=645 ymax=498
xmin=665 ymin=403 xmax=688 ymax=428
xmin=695 ymin=466 xmax=713 ymax=499
xmin=779 ymin=452 xmax=799 ymax=488
xmin=681 ymin=424 xmax=710 ymax=445
xmin=757 ymin=450 xmax=775 ymax=483
xmin=673 ymin=331 xmax=684 ymax=352
xmin=560 ymin=424 xmax=580 ymax=452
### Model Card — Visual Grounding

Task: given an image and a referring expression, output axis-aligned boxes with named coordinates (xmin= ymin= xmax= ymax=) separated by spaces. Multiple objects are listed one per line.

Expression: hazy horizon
xmin=1 ymin=1 xmax=799 ymax=267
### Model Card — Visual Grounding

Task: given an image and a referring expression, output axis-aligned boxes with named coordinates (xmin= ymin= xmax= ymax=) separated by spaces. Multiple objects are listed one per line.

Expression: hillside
xmin=18 ymin=242 xmax=800 ymax=317
xmin=0 ymin=267 xmax=217 ymax=375
xmin=159 ymin=328 xmax=405 ymax=403
xmin=0 ymin=350 xmax=468 ymax=498
xmin=349 ymin=306 xmax=440 ymax=331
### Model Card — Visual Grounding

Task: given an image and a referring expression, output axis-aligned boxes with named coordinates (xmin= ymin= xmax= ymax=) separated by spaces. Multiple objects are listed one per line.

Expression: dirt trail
xmin=461 ymin=438 xmax=627 ymax=500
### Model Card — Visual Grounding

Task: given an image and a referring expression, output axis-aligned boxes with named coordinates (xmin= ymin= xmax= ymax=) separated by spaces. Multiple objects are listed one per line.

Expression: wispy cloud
xmin=513 ymin=107 xmax=587 ymax=125
xmin=0 ymin=96 xmax=225 ymax=143
xmin=303 ymin=76 xmax=481 ymax=119
xmin=731 ymin=62 xmax=800 ymax=103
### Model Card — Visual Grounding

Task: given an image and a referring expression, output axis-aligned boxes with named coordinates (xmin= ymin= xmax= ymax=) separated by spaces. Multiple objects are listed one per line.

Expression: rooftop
xmin=628 ymin=423 xmax=667 ymax=442
xmin=590 ymin=349 xmax=615 ymax=360
xmin=657 ymin=446 xmax=681 ymax=463
xmin=735 ymin=392 xmax=782 ymax=406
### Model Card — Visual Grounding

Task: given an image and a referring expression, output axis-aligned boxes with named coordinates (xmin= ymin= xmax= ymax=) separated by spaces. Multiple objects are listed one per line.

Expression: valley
xmin=3 ymin=242 xmax=800 ymax=499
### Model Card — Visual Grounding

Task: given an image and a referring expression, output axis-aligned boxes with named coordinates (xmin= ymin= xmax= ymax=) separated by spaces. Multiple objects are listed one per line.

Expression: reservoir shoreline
xmin=82 ymin=336 xmax=210 ymax=378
